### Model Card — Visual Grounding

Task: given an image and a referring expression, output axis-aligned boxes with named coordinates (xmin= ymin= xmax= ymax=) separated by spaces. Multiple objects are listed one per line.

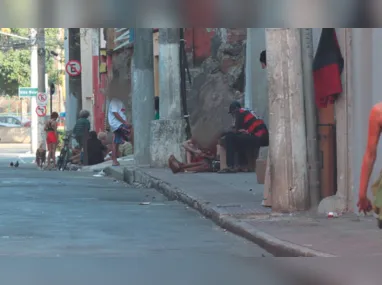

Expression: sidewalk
xmin=103 ymin=165 xmax=381 ymax=257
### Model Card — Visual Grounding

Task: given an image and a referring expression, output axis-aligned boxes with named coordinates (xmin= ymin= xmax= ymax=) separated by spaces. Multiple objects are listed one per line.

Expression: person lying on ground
xmin=87 ymin=131 xmax=107 ymax=166
xmin=218 ymin=101 xmax=269 ymax=173
xmin=168 ymin=138 xmax=217 ymax=174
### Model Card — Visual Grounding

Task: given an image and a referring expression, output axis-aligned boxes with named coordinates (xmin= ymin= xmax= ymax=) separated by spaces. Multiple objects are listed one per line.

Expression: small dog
xmin=36 ymin=144 xmax=47 ymax=169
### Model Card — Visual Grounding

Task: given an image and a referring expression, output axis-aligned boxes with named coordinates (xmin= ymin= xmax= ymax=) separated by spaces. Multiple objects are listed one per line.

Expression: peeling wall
xmin=110 ymin=48 xmax=133 ymax=123
xmin=185 ymin=28 xmax=247 ymax=145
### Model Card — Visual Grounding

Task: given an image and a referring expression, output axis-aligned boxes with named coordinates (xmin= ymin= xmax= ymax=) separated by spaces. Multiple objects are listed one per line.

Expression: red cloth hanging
xmin=313 ymin=29 xmax=344 ymax=108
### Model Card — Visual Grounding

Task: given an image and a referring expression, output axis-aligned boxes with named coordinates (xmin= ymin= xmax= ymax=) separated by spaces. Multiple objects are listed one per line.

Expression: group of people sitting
xmin=68 ymin=129 xmax=133 ymax=167
xmin=168 ymin=100 xmax=269 ymax=174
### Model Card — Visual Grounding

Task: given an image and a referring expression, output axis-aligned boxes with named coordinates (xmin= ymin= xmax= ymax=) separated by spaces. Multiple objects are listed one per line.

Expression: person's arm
xmin=182 ymin=140 xmax=201 ymax=155
xmin=359 ymin=106 xmax=382 ymax=199
xmin=112 ymin=112 xmax=129 ymax=125
xmin=235 ymin=112 xmax=248 ymax=133
xmin=110 ymin=100 xmax=129 ymax=126
xmin=51 ymin=120 xmax=57 ymax=133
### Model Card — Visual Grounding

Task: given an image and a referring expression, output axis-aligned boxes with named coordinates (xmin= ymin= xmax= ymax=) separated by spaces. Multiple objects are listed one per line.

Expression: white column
xmin=150 ymin=28 xmax=186 ymax=167
xmin=266 ymin=28 xmax=309 ymax=212
xmin=132 ymin=29 xmax=155 ymax=166
xmin=158 ymin=28 xmax=181 ymax=120
xmin=30 ymin=28 xmax=39 ymax=153
xmin=80 ymin=28 xmax=94 ymax=128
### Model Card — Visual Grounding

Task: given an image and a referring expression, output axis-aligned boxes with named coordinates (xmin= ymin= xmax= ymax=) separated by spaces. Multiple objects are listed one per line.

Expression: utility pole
xmin=158 ymin=28 xmax=181 ymax=120
xmin=150 ymin=29 xmax=187 ymax=167
xmin=266 ymin=28 xmax=309 ymax=212
xmin=300 ymin=28 xmax=320 ymax=209
xmin=37 ymin=28 xmax=46 ymax=150
xmin=30 ymin=28 xmax=39 ymax=153
xmin=132 ymin=28 xmax=155 ymax=165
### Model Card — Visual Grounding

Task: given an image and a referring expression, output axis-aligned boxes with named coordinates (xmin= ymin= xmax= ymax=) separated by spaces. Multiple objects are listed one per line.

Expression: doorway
xmin=317 ymin=104 xmax=337 ymax=199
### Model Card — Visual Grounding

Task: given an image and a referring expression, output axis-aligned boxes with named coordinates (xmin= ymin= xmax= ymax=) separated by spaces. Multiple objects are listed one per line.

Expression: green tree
xmin=0 ymin=28 xmax=64 ymax=96
xmin=0 ymin=28 xmax=30 ymax=95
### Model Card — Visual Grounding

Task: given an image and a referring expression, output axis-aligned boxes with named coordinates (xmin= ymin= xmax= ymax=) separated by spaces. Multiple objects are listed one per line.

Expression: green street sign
xmin=18 ymin=87 xmax=38 ymax=97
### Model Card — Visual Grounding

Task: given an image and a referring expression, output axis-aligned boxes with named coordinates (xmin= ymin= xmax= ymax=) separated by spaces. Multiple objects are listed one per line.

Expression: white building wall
xmin=80 ymin=28 xmax=94 ymax=128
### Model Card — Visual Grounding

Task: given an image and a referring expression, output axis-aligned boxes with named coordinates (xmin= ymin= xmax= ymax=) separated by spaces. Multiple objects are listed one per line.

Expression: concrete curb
xmin=104 ymin=166 xmax=336 ymax=257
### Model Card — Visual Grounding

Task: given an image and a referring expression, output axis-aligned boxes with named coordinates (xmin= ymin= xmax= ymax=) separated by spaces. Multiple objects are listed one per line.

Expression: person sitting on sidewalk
xmin=87 ymin=131 xmax=108 ymax=166
xmin=218 ymin=101 xmax=269 ymax=173
xmin=98 ymin=131 xmax=113 ymax=160
xmin=70 ymin=146 xmax=82 ymax=165
xmin=73 ymin=110 xmax=91 ymax=149
xmin=168 ymin=138 xmax=217 ymax=174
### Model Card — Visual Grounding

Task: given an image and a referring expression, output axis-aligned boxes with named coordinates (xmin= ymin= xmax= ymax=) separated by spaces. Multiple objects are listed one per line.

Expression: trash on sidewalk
xmin=139 ymin=202 xmax=151 ymax=205
xmin=93 ymin=170 xmax=106 ymax=177
xmin=327 ymin=212 xmax=339 ymax=218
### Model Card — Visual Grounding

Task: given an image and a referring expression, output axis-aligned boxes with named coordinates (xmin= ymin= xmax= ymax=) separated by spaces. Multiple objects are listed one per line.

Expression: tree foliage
xmin=0 ymin=28 xmax=64 ymax=96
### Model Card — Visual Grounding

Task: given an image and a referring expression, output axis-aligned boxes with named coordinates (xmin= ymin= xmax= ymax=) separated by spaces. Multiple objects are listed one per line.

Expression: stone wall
xmin=106 ymin=28 xmax=247 ymax=148
xmin=186 ymin=28 xmax=247 ymax=147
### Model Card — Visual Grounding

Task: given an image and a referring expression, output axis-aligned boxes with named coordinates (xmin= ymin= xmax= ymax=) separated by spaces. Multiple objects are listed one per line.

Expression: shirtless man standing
xmin=358 ymin=103 xmax=382 ymax=215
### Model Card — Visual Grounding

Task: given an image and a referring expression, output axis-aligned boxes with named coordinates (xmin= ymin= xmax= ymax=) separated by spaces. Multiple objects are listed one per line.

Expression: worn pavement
xmin=0 ymin=146 xmax=307 ymax=285
xmin=104 ymin=165 xmax=382 ymax=258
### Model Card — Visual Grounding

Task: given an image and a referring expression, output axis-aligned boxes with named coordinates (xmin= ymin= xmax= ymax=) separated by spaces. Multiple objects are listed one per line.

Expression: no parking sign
xmin=66 ymin=60 xmax=82 ymax=76
xmin=35 ymin=106 xmax=47 ymax=117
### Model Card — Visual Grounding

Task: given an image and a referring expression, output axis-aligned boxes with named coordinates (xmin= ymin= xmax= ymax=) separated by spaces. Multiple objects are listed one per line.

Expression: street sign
xmin=36 ymin=92 xmax=48 ymax=106
xmin=36 ymin=106 xmax=47 ymax=117
xmin=18 ymin=87 xmax=38 ymax=98
xmin=66 ymin=60 xmax=82 ymax=76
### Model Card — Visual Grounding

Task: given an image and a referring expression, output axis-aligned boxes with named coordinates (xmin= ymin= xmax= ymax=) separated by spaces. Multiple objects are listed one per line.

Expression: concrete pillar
xmin=80 ymin=28 xmax=95 ymax=128
xmin=266 ymin=28 xmax=309 ymax=212
xmin=132 ymin=28 xmax=155 ymax=166
xmin=30 ymin=28 xmax=39 ymax=153
xmin=245 ymin=28 xmax=269 ymax=161
xmin=150 ymin=28 xmax=186 ymax=167
xmin=300 ymin=28 xmax=320 ymax=209
xmin=68 ymin=29 xmax=82 ymax=127
xmin=336 ymin=29 xmax=354 ymax=212
xmin=244 ymin=28 xmax=268 ymax=125
xmin=37 ymin=28 xmax=46 ymax=151
xmin=158 ymin=29 xmax=181 ymax=120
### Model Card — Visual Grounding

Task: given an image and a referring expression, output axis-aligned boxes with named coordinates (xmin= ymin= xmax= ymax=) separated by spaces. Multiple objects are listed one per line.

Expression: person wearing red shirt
xmin=219 ymin=101 xmax=269 ymax=173
xmin=168 ymin=138 xmax=217 ymax=174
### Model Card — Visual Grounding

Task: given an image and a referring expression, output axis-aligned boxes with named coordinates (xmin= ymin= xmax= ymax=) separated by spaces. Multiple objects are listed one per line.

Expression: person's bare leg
xmin=46 ymin=144 xmax=51 ymax=167
xmin=186 ymin=151 xmax=193 ymax=164
xmin=112 ymin=142 xmax=120 ymax=166
xmin=129 ymin=128 xmax=134 ymax=152
xmin=52 ymin=143 xmax=57 ymax=167
xmin=184 ymin=164 xmax=211 ymax=173
xmin=181 ymin=161 xmax=206 ymax=170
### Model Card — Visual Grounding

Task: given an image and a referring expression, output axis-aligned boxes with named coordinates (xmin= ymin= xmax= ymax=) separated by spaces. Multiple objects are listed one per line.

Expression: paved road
xmin=0 ymin=146 xmax=306 ymax=285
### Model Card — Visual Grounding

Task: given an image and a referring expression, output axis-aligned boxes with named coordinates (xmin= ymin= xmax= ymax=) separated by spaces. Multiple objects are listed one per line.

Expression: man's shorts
xmin=113 ymin=124 xmax=131 ymax=144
